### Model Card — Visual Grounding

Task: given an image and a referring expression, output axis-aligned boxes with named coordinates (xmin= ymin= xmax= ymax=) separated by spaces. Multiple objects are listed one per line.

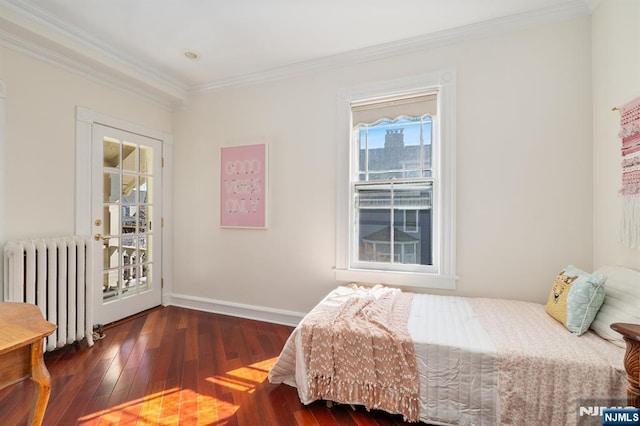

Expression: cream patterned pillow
xmin=545 ymin=265 xmax=606 ymax=336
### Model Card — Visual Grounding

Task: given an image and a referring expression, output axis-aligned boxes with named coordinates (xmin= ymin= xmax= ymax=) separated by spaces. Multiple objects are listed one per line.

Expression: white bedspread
xmin=268 ymin=287 xmax=627 ymax=426
xmin=409 ymin=294 xmax=497 ymax=425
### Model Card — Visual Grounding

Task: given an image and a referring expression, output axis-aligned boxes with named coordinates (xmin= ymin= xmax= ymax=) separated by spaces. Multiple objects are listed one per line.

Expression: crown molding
xmin=194 ymin=0 xmax=590 ymax=93
xmin=0 ymin=26 xmax=183 ymax=110
xmin=0 ymin=0 xmax=188 ymax=109
xmin=1 ymin=0 xmax=590 ymax=101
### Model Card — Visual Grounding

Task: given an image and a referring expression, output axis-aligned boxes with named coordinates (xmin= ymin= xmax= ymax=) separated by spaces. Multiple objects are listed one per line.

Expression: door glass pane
xmin=122 ymin=233 xmax=136 ymax=251
xmin=139 ymin=206 xmax=150 ymax=232
xmin=103 ymin=172 xmax=120 ymax=203
xmin=123 ymin=253 xmax=136 ymax=292
xmin=122 ymin=206 xmax=137 ymax=235
xmin=139 ymin=176 xmax=151 ymax=203
xmin=103 ymin=205 xmax=120 ymax=236
xmin=122 ymin=269 xmax=135 ymax=297
xmin=103 ymin=138 xmax=120 ymax=168
xmin=101 ymin=136 xmax=156 ymax=303
xmin=142 ymin=234 xmax=152 ymax=262
xmin=103 ymin=237 xmax=120 ymax=270
xmin=140 ymin=146 xmax=153 ymax=174
xmin=122 ymin=174 xmax=137 ymax=203
xmin=103 ymin=271 xmax=119 ymax=301
xmin=122 ymin=142 xmax=138 ymax=172
xmin=138 ymin=265 xmax=151 ymax=292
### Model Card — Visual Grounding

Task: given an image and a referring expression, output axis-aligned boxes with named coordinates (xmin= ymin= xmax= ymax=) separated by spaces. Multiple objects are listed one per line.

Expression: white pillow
xmin=590 ymin=265 xmax=640 ymax=348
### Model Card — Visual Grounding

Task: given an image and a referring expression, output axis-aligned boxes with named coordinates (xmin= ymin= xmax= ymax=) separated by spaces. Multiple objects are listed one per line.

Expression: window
xmin=335 ymin=70 xmax=456 ymax=289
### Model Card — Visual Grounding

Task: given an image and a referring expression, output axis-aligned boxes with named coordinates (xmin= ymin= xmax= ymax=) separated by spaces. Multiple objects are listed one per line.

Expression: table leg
xmin=620 ymin=337 xmax=640 ymax=408
xmin=28 ymin=341 xmax=51 ymax=426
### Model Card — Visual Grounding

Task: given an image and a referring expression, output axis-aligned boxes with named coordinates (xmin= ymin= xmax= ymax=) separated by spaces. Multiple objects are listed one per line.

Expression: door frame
xmin=0 ymin=80 xmax=6 ymax=288
xmin=75 ymin=106 xmax=173 ymax=316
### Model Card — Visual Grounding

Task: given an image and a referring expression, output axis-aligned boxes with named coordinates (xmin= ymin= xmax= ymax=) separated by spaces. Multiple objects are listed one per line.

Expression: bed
xmin=268 ymin=265 xmax=640 ymax=425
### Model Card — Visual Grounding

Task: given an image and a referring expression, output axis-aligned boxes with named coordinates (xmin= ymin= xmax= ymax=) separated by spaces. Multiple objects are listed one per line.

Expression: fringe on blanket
xmin=307 ymin=376 xmax=420 ymax=422
xmin=621 ymin=194 xmax=640 ymax=249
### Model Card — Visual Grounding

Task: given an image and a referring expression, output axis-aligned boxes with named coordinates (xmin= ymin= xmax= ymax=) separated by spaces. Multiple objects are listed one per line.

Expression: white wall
xmin=0 ymin=47 xmax=172 ymax=241
xmin=1 ymin=14 xmax=598 ymax=318
xmin=592 ymin=0 xmax=640 ymax=270
xmin=172 ymin=16 xmax=593 ymax=313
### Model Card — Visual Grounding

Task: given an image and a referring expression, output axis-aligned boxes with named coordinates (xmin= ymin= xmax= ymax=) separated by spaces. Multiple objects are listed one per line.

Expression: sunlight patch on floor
xmin=206 ymin=356 xmax=278 ymax=394
xmin=75 ymin=357 xmax=279 ymax=424
xmin=76 ymin=386 xmax=238 ymax=424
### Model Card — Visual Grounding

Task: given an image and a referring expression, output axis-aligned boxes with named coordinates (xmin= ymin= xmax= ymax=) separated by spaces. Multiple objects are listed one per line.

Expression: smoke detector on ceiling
xmin=183 ymin=50 xmax=200 ymax=60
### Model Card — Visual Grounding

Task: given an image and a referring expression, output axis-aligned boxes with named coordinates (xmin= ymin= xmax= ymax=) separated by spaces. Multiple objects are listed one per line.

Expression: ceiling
xmin=0 ymin=0 xmax=594 ymax=106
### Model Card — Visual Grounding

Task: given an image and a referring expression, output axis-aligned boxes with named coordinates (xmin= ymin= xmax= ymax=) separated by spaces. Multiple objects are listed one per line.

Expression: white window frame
xmin=335 ymin=69 xmax=457 ymax=290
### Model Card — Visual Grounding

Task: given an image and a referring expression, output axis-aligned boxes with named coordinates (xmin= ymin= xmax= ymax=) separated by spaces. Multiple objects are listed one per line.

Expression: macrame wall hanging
xmin=618 ymin=96 xmax=640 ymax=249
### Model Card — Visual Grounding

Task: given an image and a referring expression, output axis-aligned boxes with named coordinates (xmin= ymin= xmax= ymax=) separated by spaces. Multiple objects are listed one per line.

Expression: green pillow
xmin=545 ymin=265 xmax=606 ymax=335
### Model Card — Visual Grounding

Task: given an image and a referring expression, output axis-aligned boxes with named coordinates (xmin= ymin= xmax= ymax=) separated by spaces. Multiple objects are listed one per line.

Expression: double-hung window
xmin=335 ymin=70 xmax=456 ymax=289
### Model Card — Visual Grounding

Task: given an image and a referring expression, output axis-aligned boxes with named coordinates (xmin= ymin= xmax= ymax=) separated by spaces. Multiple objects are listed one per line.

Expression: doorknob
xmin=94 ymin=233 xmax=105 ymax=241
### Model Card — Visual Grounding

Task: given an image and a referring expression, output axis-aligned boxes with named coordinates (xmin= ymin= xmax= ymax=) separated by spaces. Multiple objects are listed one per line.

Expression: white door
xmin=91 ymin=124 xmax=162 ymax=325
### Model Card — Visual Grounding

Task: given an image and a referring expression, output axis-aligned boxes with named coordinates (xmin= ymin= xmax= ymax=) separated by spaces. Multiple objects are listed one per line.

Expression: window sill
xmin=334 ymin=268 xmax=457 ymax=290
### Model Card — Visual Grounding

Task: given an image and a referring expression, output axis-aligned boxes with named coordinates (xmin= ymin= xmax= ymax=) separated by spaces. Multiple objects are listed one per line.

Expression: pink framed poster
xmin=220 ymin=143 xmax=268 ymax=228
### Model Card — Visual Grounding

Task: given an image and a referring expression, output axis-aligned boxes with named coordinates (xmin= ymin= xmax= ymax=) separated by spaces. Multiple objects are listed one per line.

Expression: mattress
xmin=268 ymin=286 xmax=627 ymax=425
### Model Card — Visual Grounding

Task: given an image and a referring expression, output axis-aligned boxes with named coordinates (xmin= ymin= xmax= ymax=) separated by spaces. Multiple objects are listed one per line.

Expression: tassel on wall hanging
xmin=618 ymin=96 xmax=640 ymax=249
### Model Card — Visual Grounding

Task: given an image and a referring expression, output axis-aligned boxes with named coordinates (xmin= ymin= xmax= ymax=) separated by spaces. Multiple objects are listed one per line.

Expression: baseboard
xmin=164 ymin=293 xmax=305 ymax=327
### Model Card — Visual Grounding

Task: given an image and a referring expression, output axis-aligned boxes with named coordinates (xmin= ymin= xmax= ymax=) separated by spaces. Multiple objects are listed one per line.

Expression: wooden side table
xmin=0 ymin=302 xmax=56 ymax=426
xmin=611 ymin=322 xmax=640 ymax=408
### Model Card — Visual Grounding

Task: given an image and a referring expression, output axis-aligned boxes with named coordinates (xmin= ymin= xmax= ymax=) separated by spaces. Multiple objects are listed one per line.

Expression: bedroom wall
xmin=0 ymin=46 xmax=172 ymax=241
xmin=592 ymin=0 xmax=640 ymax=270
xmin=172 ymin=16 xmax=593 ymax=314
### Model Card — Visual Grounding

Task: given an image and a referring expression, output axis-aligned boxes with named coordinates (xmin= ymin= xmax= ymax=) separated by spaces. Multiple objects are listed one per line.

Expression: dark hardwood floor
xmin=0 ymin=306 xmax=420 ymax=425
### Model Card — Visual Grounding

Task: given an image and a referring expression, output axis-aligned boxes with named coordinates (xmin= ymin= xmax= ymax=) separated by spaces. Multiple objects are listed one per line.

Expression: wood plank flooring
xmin=0 ymin=306 xmax=420 ymax=425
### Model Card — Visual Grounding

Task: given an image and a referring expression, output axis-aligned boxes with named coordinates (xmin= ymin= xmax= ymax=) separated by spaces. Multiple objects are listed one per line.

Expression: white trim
xmin=0 ymin=28 xmax=184 ymax=110
xmin=82 ymin=109 xmax=167 ymax=142
xmin=336 ymin=69 xmax=456 ymax=290
xmin=75 ymin=107 xmax=93 ymax=237
xmin=335 ymin=268 xmax=457 ymax=291
xmin=161 ymin=134 xmax=173 ymax=301
xmin=75 ymin=106 xmax=173 ymax=321
xmin=166 ymin=293 xmax=305 ymax=327
xmin=0 ymin=0 xmax=187 ymax=108
xmin=194 ymin=1 xmax=588 ymax=92
xmin=1 ymin=0 xmax=588 ymax=97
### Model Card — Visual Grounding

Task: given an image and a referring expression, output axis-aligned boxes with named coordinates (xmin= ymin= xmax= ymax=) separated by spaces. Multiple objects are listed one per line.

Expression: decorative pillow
xmin=590 ymin=265 xmax=640 ymax=348
xmin=545 ymin=265 xmax=606 ymax=335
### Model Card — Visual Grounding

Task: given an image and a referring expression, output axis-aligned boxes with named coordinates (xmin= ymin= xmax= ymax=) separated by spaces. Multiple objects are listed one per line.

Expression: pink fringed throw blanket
xmin=301 ymin=285 xmax=419 ymax=422
xmin=619 ymin=96 xmax=640 ymax=249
